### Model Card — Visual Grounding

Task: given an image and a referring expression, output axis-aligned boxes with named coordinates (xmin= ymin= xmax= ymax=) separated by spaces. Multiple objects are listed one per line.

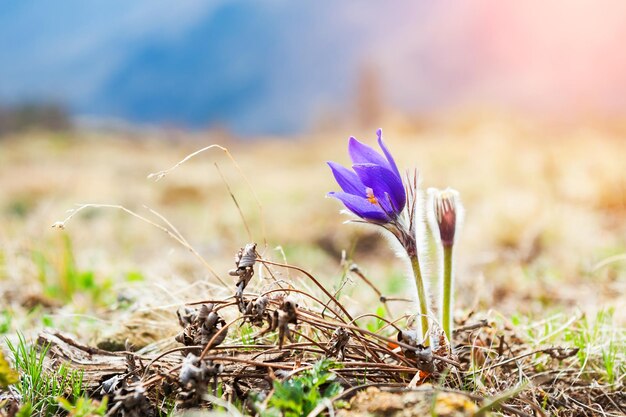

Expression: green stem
xmin=410 ymin=254 xmax=430 ymax=346
xmin=442 ymin=245 xmax=454 ymax=342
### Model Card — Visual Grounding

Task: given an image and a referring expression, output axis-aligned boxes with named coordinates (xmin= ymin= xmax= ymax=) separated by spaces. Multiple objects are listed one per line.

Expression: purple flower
xmin=327 ymin=129 xmax=406 ymax=223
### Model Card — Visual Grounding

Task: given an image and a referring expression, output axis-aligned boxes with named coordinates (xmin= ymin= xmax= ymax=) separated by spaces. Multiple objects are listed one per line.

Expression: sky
xmin=1 ymin=0 xmax=625 ymax=135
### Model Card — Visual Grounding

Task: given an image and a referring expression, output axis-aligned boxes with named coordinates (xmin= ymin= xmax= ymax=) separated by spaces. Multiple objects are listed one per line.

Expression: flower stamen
xmin=365 ymin=188 xmax=378 ymax=205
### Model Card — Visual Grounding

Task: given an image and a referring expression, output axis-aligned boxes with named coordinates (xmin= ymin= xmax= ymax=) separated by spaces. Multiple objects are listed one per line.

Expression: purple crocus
xmin=327 ymin=129 xmax=406 ymax=223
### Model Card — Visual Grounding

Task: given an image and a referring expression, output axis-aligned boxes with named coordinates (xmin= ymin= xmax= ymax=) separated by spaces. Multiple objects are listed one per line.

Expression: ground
xmin=0 ymin=114 xmax=624 ymax=415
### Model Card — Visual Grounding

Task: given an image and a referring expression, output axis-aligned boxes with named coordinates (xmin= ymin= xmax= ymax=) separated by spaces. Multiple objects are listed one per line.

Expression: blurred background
xmin=1 ymin=1 xmax=625 ymax=344
xmin=3 ymin=0 xmax=626 ymax=135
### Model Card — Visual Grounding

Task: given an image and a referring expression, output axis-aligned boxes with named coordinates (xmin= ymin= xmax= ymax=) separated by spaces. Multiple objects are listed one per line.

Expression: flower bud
xmin=427 ymin=188 xmax=463 ymax=247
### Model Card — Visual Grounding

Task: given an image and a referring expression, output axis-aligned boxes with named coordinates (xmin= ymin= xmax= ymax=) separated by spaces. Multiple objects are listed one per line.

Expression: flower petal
xmin=352 ymin=163 xmax=406 ymax=215
xmin=327 ymin=161 xmax=365 ymax=196
xmin=327 ymin=191 xmax=389 ymax=223
xmin=348 ymin=136 xmax=391 ymax=170
xmin=376 ymin=128 xmax=401 ymax=180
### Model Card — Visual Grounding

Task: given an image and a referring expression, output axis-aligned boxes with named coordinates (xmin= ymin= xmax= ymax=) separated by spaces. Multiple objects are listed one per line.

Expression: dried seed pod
xmin=253 ymin=296 xmax=299 ymax=349
xmin=174 ymin=328 xmax=194 ymax=346
xmin=237 ymin=243 xmax=258 ymax=268
xmin=397 ymin=328 xmax=435 ymax=374
xmin=175 ymin=304 xmax=227 ymax=349
xmin=199 ymin=317 xmax=227 ymax=347
xmin=229 ymin=243 xmax=258 ymax=305
xmin=179 ymin=353 xmax=207 ymax=389
xmin=177 ymin=307 xmax=196 ymax=327
xmin=242 ymin=298 xmax=254 ymax=314
xmin=178 ymin=353 xmax=224 ymax=408
xmin=251 ymin=296 xmax=269 ymax=323
xmin=100 ymin=374 xmax=125 ymax=395
xmin=242 ymin=296 xmax=270 ymax=326
xmin=327 ymin=327 xmax=350 ymax=360
xmin=107 ymin=383 xmax=154 ymax=417
xmin=276 ymin=297 xmax=298 ymax=349
xmin=101 ymin=353 xmax=145 ymax=399
xmin=196 ymin=303 xmax=214 ymax=322
xmin=200 ymin=308 xmax=227 ymax=347
xmin=282 ymin=296 xmax=298 ymax=314
xmin=203 ymin=311 xmax=219 ymax=329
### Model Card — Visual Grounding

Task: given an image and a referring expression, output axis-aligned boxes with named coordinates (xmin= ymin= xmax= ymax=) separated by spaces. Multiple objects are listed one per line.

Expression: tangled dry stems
xmin=26 ymin=248 xmax=622 ymax=416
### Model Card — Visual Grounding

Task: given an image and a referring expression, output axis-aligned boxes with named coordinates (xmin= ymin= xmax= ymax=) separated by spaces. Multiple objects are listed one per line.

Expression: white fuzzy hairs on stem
xmin=410 ymin=184 xmax=432 ymax=313
xmin=336 ymin=176 xmax=435 ymax=337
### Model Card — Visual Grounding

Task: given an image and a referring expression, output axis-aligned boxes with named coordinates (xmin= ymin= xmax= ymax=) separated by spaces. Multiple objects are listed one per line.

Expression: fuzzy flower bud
xmin=427 ymin=188 xmax=463 ymax=248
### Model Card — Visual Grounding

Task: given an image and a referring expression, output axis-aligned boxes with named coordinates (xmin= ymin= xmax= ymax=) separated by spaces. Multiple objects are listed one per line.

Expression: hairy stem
xmin=410 ymin=254 xmax=430 ymax=346
xmin=442 ymin=245 xmax=454 ymax=342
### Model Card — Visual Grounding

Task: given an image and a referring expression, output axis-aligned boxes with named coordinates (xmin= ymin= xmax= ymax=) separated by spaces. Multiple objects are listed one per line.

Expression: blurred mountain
xmin=0 ymin=1 xmax=425 ymax=135
xmin=1 ymin=1 xmax=625 ymax=135
xmin=90 ymin=2 xmax=363 ymax=134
